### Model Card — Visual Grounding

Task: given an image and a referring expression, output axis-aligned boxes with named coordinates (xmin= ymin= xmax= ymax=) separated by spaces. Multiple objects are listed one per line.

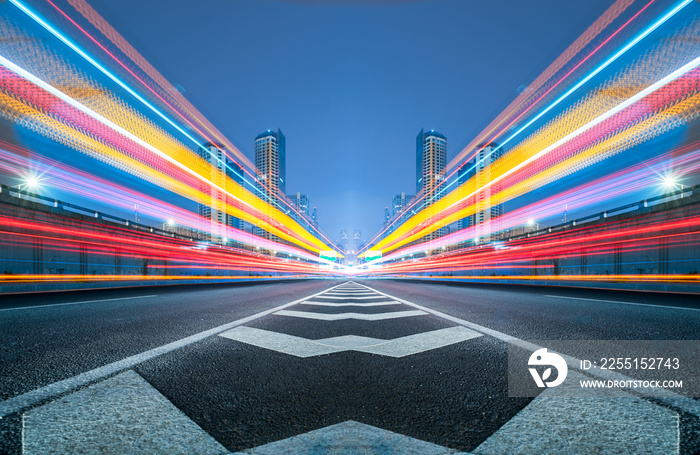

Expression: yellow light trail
xmin=369 ymin=22 xmax=700 ymax=255
xmin=0 ymin=14 xmax=336 ymax=254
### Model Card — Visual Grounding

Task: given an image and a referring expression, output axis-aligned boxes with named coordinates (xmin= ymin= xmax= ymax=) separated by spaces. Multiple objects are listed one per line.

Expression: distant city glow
xmin=0 ymin=0 xmax=697 ymax=283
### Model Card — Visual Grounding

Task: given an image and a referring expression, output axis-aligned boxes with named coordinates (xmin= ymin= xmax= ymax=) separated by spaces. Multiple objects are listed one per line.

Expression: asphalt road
xmin=0 ymin=279 xmax=698 ymax=454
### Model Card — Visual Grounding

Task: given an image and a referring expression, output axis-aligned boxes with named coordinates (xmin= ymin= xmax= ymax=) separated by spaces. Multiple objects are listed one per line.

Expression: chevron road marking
xmin=308 ymin=295 xmax=394 ymax=300
xmin=324 ymin=294 xmax=377 ymax=298
xmin=219 ymin=325 xmax=482 ymax=358
xmin=301 ymin=299 xmax=400 ymax=307
xmin=0 ymin=283 xmax=347 ymax=417
xmin=363 ymin=283 xmax=700 ymax=418
xmin=230 ymin=420 xmax=469 ymax=454
xmin=273 ymin=309 xmax=427 ymax=321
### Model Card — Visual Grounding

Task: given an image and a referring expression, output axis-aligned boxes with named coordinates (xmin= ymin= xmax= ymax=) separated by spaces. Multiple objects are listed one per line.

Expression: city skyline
xmin=79 ymin=0 xmax=616 ymax=240
xmin=1 ymin=1 xmax=700 ymax=453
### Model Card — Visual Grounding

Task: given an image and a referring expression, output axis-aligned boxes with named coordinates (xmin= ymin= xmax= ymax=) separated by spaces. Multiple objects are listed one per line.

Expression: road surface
xmin=0 ymin=279 xmax=698 ymax=454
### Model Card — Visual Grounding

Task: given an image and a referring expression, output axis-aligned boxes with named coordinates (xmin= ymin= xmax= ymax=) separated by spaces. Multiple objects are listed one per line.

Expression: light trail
xmin=361 ymin=0 xmax=694 ymax=255
xmin=0 ymin=54 xmax=336 ymax=254
xmin=371 ymin=51 xmax=700 ymax=255
xmin=4 ymin=0 xmax=340 ymax=252
xmin=0 ymin=0 xmax=698 ymax=285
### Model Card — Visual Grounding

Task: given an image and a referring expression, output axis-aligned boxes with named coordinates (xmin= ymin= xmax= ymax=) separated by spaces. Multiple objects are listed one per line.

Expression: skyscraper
xmin=254 ymin=129 xmax=286 ymax=242
xmin=255 ymin=129 xmax=286 ymax=197
xmin=392 ymin=192 xmax=414 ymax=217
xmin=456 ymin=161 xmax=476 ymax=232
xmin=353 ymin=230 xmax=363 ymax=252
xmin=198 ymin=143 xmax=228 ymax=244
xmin=339 ymin=230 xmax=349 ymax=251
xmin=472 ymin=143 xmax=503 ymax=244
xmin=384 ymin=207 xmax=390 ymax=227
xmin=416 ymin=129 xmax=446 ymax=195
xmin=311 ymin=207 xmax=318 ymax=227
xmin=226 ymin=159 xmax=246 ymax=240
xmin=288 ymin=192 xmax=310 ymax=226
xmin=416 ymin=129 xmax=447 ymax=242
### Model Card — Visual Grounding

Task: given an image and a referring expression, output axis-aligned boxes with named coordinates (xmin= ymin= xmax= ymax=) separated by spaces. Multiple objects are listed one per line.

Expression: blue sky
xmin=88 ymin=0 xmax=614 ymax=243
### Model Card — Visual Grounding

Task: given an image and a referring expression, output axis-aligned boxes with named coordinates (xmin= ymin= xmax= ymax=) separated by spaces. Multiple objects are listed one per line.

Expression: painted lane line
xmin=23 ymin=371 xmax=227 ymax=454
xmin=324 ymin=292 xmax=377 ymax=297
xmin=221 ymin=326 xmax=343 ymax=358
xmin=229 ymin=420 xmax=460 ymax=453
xmin=473 ymin=371 xmax=680 ymax=455
xmin=0 ymin=295 xmax=158 ymax=312
xmin=330 ymin=291 xmax=369 ymax=294
xmin=273 ymin=309 xmax=427 ymax=321
xmin=301 ymin=300 xmax=401 ymax=307
xmin=0 ymin=284 xmax=345 ymax=417
xmin=545 ymin=295 xmax=700 ymax=312
xmin=219 ymin=326 xmax=481 ymax=358
xmin=310 ymin=295 xmax=394 ymax=300
xmin=361 ymin=283 xmax=700 ymax=417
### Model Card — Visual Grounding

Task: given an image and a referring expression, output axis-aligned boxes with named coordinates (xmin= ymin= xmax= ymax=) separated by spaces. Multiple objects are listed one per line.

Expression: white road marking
xmin=219 ymin=326 xmax=481 ymax=358
xmin=473 ymin=371 xmax=679 ymax=455
xmin=545 ymin=294 xmax=700 ymax=312
xmin=274 ymin=309 xmax=427 ymax=321
xmin=230 ymin=420 xmax=461 ymax=454
xmin=0 ymin=283 xmax=345 ymax=417
xmin=0 ymin=295 xmax=158 ymax=312
xmin=301 ymin=300 xmax=400 ymax=307
xmin=323 ymin=292 xmax=377 ymax=297
xmin=23 ymin=371 xmax=225 ymax=454
xmin=362 ymin=283 xmax=700 ymax=417
xmin=309 ymin=295 xmax=392 ymax=300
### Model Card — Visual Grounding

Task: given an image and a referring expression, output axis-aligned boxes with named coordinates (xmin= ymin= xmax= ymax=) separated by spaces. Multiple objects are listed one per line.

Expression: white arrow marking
xmin=219 ymin=326 xmax=482 ymax=357
xmin=273 ymin=309 xmax=427 ymax=321
xmin=301 ymin=300 xmax=400 ymax=307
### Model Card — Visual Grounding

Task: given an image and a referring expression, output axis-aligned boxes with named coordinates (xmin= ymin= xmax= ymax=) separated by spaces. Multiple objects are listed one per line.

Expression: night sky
xmin=87 ymin=0 xmax=614 ymax=243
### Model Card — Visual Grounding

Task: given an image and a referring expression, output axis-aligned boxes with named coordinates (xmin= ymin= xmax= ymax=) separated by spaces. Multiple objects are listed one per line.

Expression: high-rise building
xmin=198 ymin=143 xmax=228 ymax=244
xmin=311 ymin=207 xmax=318 ymax=227
xmin=288 ymin=192 xmax=310 ymax=215
xmin=287 ymin=192 xmax=311 ymax=228
xmin=339 ymin=230 xmax=349 ymax=252
xmin=384 ymin=207 xmax=390 ymax=227
xmin=472 ymin=143 xmax=503 ymax=244
xmin=226 ymin=159 xmax=245 ymax=233
xmin=392 ymin=192 xmax=414 ymax=217
xmin=255 ymin=129 xmax=286 ymax=195
xmin=456 ymin=161 xmax=476 ymax=232
xmin=254 ymin=129 xmax=286 ymax=242
xmin=353 ymin=230 xmax=363 ymax=251
xmin=416 ymin=129 xmax=447 ymax=242
xmin=416 ymin=129 xmax=446 ymax=195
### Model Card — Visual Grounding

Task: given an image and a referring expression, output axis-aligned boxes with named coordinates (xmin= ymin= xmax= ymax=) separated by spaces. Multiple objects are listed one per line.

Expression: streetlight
xmin=662 ymin=175 xmax=685 ymax=198
xmin=25 ymin=176 xmax=40 ymax=190
xmin=17 ymin=175 xmax=41 ymax=198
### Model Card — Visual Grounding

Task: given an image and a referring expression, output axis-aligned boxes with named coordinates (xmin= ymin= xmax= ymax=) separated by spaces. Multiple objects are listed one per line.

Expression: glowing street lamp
xmin=662 ymin=176 xmax=677 ymax=189
xmin=17 ymin=175 xmax=41 ymax=198
xmin=25 ymin=176 xmax=40 ymax=190
xmin=662 ymin=175 xmax=685 ymax=198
